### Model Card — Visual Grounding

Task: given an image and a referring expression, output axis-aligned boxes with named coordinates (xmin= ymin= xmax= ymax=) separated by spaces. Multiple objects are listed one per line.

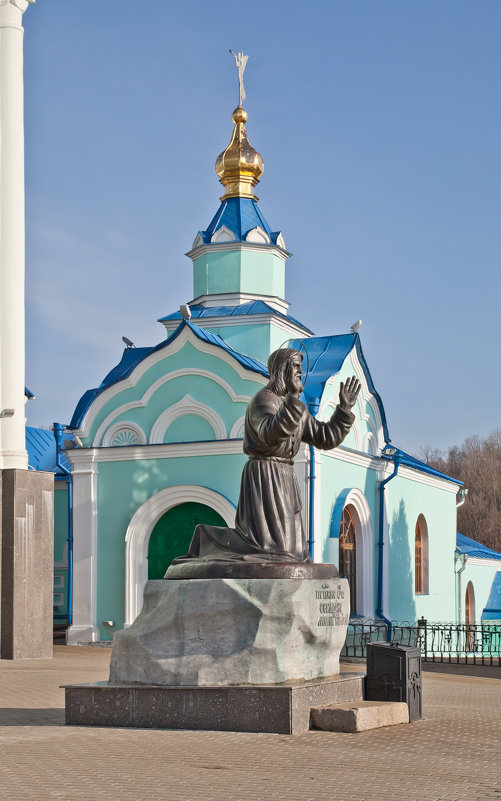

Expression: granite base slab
xmin=64 ymin=673 xmax=364 ymax=735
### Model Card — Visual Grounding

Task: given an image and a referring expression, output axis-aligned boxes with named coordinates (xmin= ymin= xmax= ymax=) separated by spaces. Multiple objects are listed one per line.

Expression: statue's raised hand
xmin=339 ymin=376 xmax=361 ymax=411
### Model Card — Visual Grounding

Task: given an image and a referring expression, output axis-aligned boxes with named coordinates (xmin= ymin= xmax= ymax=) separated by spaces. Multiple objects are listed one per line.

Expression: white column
xmin=66 ymin=449 xmax=99 ymax=643
xmin=0 ymin=0 xmax=34 ymax=470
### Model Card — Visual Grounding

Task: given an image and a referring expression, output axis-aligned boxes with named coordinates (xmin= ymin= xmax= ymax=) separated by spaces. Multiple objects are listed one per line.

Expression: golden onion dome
xmin=215 ymin=105 xmax=264 ymax=201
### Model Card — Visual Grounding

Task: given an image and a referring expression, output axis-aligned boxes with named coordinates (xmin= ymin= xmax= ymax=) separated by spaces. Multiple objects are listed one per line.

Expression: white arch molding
xmin=340 ymin=489 xmax=373 ymax=618
xmin=102 ymin=421 xmax=146 ymax=447
xmin=124 ymin=485 xmax=236 ymax=624
xmin=76 ymin=325 xmax=267 ymax=440
xmin=318 ymin=402 xmax=363 ymax=451
xmin=245 ymin=225 xmax=270 ymax=244
xmin=149 ymin=394 xmax=227 ymax=443
xmin=93 ymin=368 xmax=252 ymax=446
xmin=211 ymin=225 xmax=236 ymax=243
xmin=230 ymin=416 xmax=246 ymax=438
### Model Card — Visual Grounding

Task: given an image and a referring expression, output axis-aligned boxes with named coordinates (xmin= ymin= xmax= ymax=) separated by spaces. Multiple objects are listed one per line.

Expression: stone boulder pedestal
xmin=110 ymin=577 xmax=350 ymax=686
xmin=64 ymin=575 xmax=365 ymax=734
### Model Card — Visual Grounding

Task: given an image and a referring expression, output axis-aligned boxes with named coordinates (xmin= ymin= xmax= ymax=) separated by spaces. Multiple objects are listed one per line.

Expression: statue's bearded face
xmin=286 ymin=353 xmax=303 ymax=387
xmin=267 ymin=349 xmax=303 ymax=396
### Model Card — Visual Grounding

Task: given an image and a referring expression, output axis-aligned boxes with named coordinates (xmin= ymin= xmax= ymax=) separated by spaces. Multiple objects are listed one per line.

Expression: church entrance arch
xmin=125 ymin=485 xmax=236 ymax=624
xmin=147 ymin=502 xmax=226 ymax=579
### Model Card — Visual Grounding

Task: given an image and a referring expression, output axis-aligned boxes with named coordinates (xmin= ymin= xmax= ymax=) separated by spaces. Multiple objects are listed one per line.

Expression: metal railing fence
xmin=342 ymin=617 xmax=501 ymax=665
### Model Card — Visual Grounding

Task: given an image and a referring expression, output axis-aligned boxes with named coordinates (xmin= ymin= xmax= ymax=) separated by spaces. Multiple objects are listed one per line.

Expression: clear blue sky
xmin=24 ymin=0 xmax=501 ymax=454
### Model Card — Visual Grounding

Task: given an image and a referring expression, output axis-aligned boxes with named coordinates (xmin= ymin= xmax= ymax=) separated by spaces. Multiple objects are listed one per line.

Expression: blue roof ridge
xmin=456 ymin=532 xmax=501 ymax=560
xmin=157 ymin=299 xmax=313 ymax=334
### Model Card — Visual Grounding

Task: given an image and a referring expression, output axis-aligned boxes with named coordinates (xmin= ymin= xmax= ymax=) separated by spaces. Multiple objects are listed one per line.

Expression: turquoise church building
xmin=45 ymin=95 xmax=499 ymax=644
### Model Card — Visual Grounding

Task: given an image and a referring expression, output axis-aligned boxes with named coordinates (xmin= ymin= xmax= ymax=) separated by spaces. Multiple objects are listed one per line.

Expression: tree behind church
xmin=420 ymin=429 xmax=501 ymax=553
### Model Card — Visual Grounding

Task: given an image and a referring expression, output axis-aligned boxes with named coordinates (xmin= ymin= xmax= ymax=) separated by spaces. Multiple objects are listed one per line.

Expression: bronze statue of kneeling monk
xmin=165 ymin=348 xmax=360 ymax=579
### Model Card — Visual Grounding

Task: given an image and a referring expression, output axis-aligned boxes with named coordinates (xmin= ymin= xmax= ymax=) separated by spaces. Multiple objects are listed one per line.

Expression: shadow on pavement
xmin=0 ymin=708 xmax=65 ymax=725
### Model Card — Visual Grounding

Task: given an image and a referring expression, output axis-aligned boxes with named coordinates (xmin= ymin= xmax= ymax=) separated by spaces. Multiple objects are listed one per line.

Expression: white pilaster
xmin=0 ymin=0 xmax=34 ymax=469
xmin=311 ymin=452 xmax=323 ymax=563
xmin=66 ymin=449 xmax=99 ymax=643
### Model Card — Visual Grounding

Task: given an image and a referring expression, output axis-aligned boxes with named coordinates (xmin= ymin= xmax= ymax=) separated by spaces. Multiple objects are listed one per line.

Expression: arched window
xmin=339 ymin=507 xmax=357 ymax=614
xmin=414 ymin=515 xmax=429 ymax=595
xmin=465 ymin=581 xmax=476 ymax=651
xmin=415 ymin=520 xmax=423 ymax=594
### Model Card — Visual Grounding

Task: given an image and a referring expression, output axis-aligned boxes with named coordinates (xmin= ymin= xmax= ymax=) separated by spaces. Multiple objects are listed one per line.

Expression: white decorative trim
xmin=317 ymin=402 xmax=362 ymax=451
xmin=150 ymin=394 xmax=227 ymax=443
xmin=93 ymin=368 xmax=253 ymax=446
xmin=186 ymin=241 xmax=291 ymax=261
xmin=397 ymin=463 xmax=461 ymax=492
xmin=322 ymin=446 xmax=461 ymax=493
xmin=323 ymin=348 xmax=386 ymax=454
xmin=211 ymin=225 xmax=236 ymax=243
xmin=322 ymin=446 xmax=382 ymax=472
xmin=189 ymin=292 xmax=291 ymax=315
xmin=341 ymin=489 xmax=373 ymax=618
xmin=75 ymin=325 xmax=266 ymax=438
xmin=192 ymin=232 xmax=203 ymax=248
xmin=276 ymin=233 xmax=286 ymax=249
xmin=350 ymin=347 xmax=387 ymax=454
xmin=466 ymin=557 xmax=501 ymax=568
xmin=230 ymin=416 xmax=246 ymax=439
xmin=102 ymin=421 xmax=146 ymax=447
xmin=364 ymin=431 xmax=377 ymax=456
xmin=71 ymin=439 xmax=245 ymax=465
xmin=0 ymin=0 xmax=34 ymax=8
xmin=311 ymin=453 xmax=323 ymax=563
xmin=125 ymin=485 xmax=236 ymax=624
xmin=66 ymin=449 xmax=99 ymax=644
xmin=245 ymin=225 xmax=270 ymax=244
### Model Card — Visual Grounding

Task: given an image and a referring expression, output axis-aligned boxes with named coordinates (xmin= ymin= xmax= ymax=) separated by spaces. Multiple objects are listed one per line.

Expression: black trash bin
xmin=366 ymin=642 xmax=422 ymax=721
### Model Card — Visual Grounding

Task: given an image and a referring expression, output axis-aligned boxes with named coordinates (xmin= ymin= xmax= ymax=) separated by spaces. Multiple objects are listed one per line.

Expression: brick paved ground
xmin=1 ymin=647 xmax=500 ymax=801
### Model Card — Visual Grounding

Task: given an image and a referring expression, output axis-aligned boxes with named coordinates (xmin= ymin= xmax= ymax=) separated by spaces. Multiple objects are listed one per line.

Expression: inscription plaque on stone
xmin=316 ymin=583 xmax=349 ymax=628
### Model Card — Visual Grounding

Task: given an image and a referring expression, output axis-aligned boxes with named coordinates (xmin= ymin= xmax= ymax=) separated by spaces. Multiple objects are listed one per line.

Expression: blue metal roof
xmin=482 ymin=572 xmax=501 ymax=620
xmin=26 ymin=426 xmax=73 ymax=476
xmin=158 ymin=300 xmax=312 ymax=334
xmin=196 ymin=198 xmax=283 ymax=245
xmin=289 ymin=332 xmax=390 ymax=442
xmin=70 ymin=320 xmax=268 ymax=430
xmin=456 ymin=532 xmax=501 ymax=560
xmin=100 ymin=347 xmax=152 ymax=387
xmin=381 ymin=448 xmax=463 ymax=485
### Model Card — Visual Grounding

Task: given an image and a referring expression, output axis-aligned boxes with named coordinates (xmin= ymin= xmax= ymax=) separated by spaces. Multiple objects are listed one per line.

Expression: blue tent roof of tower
xmin=196 ymin=197 xmax=283 ymax=245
